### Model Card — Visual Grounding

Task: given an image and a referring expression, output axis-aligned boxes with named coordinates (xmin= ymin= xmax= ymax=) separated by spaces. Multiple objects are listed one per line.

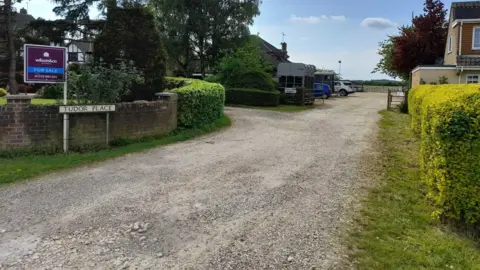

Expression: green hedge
xmin=409 ymin=84 xmax=480 ymax=224
xmin=226 ymin=88 xmax=279 ymax=106
xmin=228 ymin=71 xmax=276 ymax=91
xmin=164 ymin=77 xmax=188 ymax=90
xmin=167 ymin=77 xmax=225 ymax=128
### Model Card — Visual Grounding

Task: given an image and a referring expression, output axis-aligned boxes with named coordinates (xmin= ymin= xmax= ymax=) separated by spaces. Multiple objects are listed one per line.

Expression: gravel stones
xmin=0 ymin=93 xmax=385 ymax=269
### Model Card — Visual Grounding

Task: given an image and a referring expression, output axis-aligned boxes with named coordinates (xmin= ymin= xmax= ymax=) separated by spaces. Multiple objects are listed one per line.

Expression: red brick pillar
xmin=0 ymin=95 xmax=32 ymax=149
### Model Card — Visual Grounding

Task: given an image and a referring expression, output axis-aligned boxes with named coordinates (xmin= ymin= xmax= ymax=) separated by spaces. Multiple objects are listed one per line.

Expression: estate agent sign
xmin=24 ymin=44 xmax=67 ymax=83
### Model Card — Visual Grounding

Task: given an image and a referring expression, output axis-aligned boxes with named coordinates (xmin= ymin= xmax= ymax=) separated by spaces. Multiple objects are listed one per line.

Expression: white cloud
xmin=330 ymin=15 xmax=346 ymax=22
xmin=360 ymin=17 xmax=397 ymax=30
xmin=289 ymin=14 xmax=345 ymax=24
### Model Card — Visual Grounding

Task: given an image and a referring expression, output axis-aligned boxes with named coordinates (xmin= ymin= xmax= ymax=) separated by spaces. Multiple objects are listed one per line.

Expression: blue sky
xmin=16 ymin=0 xmax=461 ymax=80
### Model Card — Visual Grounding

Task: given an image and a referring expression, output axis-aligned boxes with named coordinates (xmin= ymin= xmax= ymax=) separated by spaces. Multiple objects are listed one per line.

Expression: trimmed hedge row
xmin=226 ymin=88 xmax=280 ymax=106
xmin=166 ymin=77 xmax=225 ymax=128
xmin=409 ymin=85 xmax=480 ymax=223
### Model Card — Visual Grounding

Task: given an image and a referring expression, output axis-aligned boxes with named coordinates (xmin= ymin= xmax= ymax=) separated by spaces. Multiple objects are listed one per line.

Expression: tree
xmin=153 ymin=0 xmax=261 ymax=77
xmin=372 ymin=36 xmax=400 ymax=79
xmin=94 ymin=3 xmax=166 ymax=98
xmin=5 ymin=0 xmax=19 ymax=94
xmin=211 ymin=35 xmax=275 ymax=90
xmin=373 ymin=0 xmax=447 ymax=80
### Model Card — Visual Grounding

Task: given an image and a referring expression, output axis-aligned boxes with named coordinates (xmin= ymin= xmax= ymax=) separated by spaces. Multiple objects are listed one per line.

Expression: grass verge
xmin=0 ymin=115 xmax=231 ymax=185
xmin=227 ymin=104 xmax=315 ymax=112
xmin=0 ymin=98 xmax=58 ymax=105
xmin=349 ymin=110 xmax=480 ymax=269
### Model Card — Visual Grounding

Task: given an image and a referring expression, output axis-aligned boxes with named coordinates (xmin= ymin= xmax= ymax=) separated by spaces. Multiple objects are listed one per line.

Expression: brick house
xmin=411 ymin=1 xmax=480 ymax=87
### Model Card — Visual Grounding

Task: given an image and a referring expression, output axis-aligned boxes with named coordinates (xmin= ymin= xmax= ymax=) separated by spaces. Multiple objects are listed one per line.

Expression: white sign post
xmin=59 ymin=105 xmax=116 ymax=148
xmin=63 ymin=68 xmax=68 ymax=153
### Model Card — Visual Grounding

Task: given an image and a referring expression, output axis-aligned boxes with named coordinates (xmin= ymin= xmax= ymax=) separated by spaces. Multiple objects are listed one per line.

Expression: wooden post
xmin=387 ymin=89 xmax=391 ymax=110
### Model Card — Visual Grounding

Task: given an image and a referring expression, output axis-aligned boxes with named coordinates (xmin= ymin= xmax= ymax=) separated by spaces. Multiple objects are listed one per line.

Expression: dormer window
xmin=473 ymin=27 xmax=480 ymax=50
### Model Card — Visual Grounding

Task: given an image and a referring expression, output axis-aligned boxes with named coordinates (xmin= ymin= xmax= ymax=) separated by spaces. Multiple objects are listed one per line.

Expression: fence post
xmin=387 ymin=89 xmax=391 ymax=110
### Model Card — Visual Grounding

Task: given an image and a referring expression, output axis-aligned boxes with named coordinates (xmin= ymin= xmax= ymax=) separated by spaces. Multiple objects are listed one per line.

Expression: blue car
xmin=313 ymin=83 xmax=332 ymax=99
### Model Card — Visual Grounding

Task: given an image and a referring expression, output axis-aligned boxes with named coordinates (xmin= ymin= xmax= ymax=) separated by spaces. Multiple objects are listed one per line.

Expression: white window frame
xmin=472 ymin=27 xmax=480 ymax=50
xmin=448 ymin=35 xmax=453 ymax=53
xmin=466 ymin=74 xmax=480 ymax=84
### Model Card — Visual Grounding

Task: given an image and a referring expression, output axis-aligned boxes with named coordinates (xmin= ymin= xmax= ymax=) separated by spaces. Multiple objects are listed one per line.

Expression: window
xmin=473 ymin=28 xmax=480 ymax=50
xmin=68 ymin=52 xmax=78 ymax=62
xmin=448 ymin=35 xmax=453 ymax=53
xmin=286 ymin=76 xmax=294 ymax=88
xmin=466 ymin=74 xmax=479 ymax=84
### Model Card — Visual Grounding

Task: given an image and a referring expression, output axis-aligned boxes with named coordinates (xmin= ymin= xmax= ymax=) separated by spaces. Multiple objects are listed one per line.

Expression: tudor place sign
xmin=59 ymin=105 xmax=116 ymax=114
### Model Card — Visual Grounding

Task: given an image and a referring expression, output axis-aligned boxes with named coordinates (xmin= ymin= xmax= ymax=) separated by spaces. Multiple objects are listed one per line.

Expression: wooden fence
xmin=387 ymin=89 xmax=407 ymax=110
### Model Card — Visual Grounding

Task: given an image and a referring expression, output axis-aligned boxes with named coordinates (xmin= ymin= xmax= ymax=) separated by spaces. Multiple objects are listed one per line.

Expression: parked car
xmin=313 ymin=83 xmax=332 ymax=99
xmin=351 ymin=83 xmax=364 ymax=92
xmin=334 ymin=81 xmax=355 ymax=96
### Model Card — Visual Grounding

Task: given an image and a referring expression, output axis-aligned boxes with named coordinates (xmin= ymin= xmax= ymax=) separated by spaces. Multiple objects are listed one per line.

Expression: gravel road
xmin=0 ymin=93 xmax=385 ymax=270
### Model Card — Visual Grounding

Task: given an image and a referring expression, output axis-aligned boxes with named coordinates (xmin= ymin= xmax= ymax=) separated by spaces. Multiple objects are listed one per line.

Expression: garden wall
xmin=0 ymin=94 xmax=177 ymax=150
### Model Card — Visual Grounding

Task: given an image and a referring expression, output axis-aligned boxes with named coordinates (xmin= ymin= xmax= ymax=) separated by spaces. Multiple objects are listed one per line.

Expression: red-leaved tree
xmin=391 ymin=0 xmax=447 ymax=80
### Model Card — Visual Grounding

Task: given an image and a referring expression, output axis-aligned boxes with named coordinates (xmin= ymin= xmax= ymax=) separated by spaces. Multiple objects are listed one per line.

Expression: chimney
xmin=280 ymin=42 xmax=288 ymax=58
xmin=20 ymin=8 xmax=27 ymax=14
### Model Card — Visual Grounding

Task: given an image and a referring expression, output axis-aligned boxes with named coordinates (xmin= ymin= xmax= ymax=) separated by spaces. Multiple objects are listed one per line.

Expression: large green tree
xmin=4 ymin=0 xmax=20 ymax=94
xmin=372 ymin=36 xmax=400 ymax=79
xmin=153 ymin=0 xmax=261 ymax=76
xmin=94 ymin=3 xmax=166 ymax=97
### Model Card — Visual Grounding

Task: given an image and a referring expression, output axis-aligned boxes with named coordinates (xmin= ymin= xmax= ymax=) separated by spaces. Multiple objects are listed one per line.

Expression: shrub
xmin=409 ymin=84 xmax=480 ymax=224
xmin=0 ymin=88 xmax=6 ymax=97
xmin=227 ymin=70 xmax=276 ymax=91
xmin=167 ymin=78 xmax=225 ymax=127
xmin=68 ymin=59 xmax=144 ymax=103
xmin=398 ymin=102 xmax=408 ymax=114
xmin=408 ymin=85 xmax=431 ymax=135
xmin=439 ymin=75 xmax=448 ymax=84
xmin=68 ymin=63 xmax=82 ymax=73
xmin=164 ymin=77 xmax=188 ymax=90
xmin=42 ymin=84 xmax=63 ymax=99
xmin=226 ymin=88 xmax=280 ymax=106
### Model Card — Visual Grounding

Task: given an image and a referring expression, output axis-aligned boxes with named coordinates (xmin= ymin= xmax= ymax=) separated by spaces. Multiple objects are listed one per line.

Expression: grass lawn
xmin=0 ymin=115 xmax=231 ymax=185
xmin=0 ymin=98 xmax=57 ymax=105
xmin=227 ymin=104 xmax=315 ymax=112
xmin=349 ymin=110 xmax=480 ymax=269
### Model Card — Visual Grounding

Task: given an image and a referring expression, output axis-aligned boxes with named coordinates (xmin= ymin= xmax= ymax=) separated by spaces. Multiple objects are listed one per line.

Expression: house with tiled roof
xmin=412 ymin=1 xmax=480 ymax=86
xmin=256 ymin=35 xmax=291 ymax=70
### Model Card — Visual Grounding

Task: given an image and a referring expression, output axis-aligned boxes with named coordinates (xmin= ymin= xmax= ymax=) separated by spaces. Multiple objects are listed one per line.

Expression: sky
xmin=15 ymin=0 xmax=462 ymax=80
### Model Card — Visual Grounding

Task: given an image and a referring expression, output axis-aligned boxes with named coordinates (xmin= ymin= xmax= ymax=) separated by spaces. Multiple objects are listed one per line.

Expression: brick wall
xmin=0 ymin=94 xmax=178 ymax=150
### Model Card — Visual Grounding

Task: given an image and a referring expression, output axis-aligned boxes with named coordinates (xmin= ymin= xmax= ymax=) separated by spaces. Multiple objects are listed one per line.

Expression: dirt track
xmin=0 ymin=93 xmax=385 ymax=269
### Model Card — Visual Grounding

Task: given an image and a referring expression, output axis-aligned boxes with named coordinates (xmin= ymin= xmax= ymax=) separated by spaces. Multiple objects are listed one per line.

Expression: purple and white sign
xmin=24 ymin=44 xmax=67 ymax=84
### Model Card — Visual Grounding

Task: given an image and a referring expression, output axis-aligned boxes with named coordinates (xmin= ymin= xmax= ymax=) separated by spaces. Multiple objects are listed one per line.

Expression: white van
xmin=334 ymin=81 xmax=355 ymax=96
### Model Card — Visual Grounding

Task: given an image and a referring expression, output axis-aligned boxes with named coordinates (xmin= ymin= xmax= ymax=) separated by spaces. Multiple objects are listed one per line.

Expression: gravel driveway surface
xmin=0 ymin=93 xmax=385 ymax=270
